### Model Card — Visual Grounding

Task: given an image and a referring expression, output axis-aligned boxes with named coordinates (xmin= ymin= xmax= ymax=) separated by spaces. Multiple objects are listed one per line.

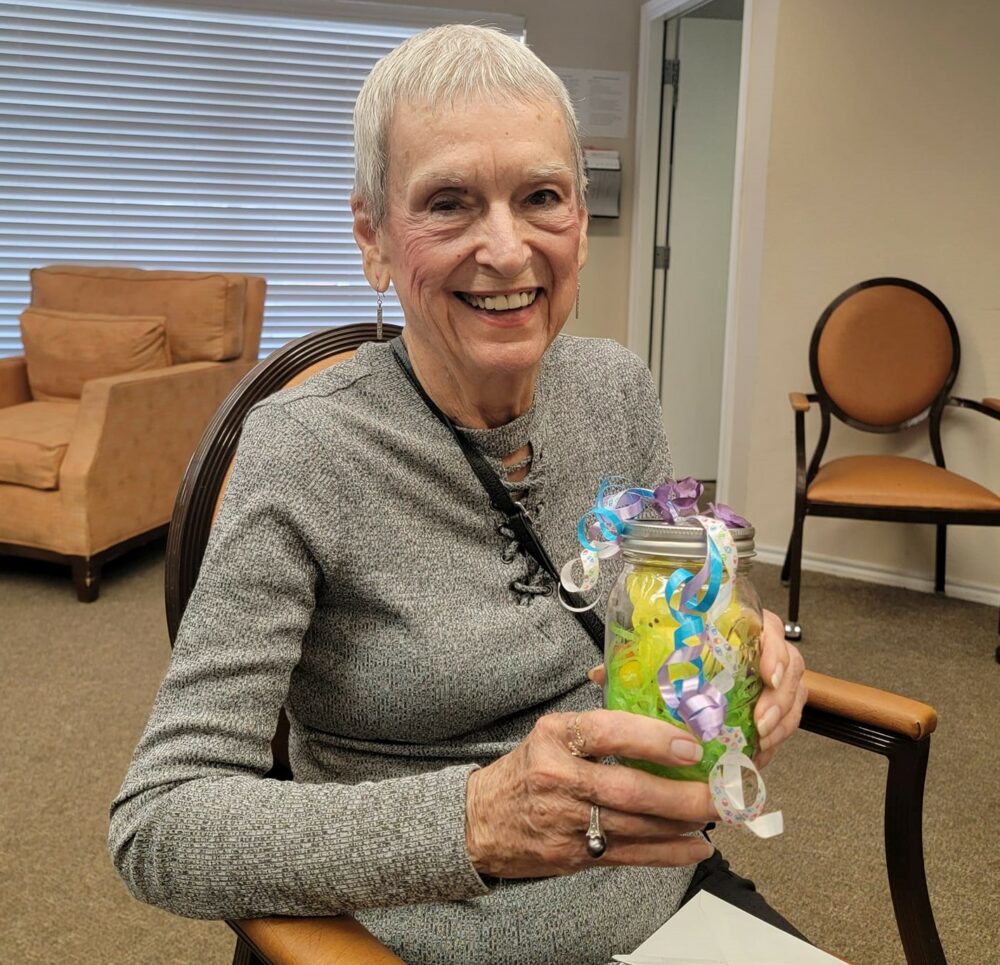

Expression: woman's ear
xmin=576 ymin=203 xmax=589 ymax=270
xmin=351 ymin=196 xmax=391 ymax=291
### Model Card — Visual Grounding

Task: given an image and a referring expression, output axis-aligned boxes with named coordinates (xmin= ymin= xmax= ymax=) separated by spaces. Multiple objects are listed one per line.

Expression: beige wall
xmin=744 ymin=0 xmax=1000 ymax=599
xmin=376 ymin=0 xmax=644 ymax=345
xmin=379 ymin=0 xmax=1000 ymax=601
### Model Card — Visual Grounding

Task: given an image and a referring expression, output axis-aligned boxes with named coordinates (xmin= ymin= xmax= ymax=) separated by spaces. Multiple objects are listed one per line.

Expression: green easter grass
xmin=605 ymin=624 xmax=762 ymax=782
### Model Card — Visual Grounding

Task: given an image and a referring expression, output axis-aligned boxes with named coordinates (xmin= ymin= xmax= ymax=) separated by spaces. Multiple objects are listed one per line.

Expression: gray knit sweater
xmin=109 ymin=335 xmax=696 ymax=965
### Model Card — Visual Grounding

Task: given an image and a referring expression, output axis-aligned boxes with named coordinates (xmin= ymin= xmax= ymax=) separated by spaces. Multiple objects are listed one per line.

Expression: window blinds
xmin=0 ymin=0 xmax=524 ymax=357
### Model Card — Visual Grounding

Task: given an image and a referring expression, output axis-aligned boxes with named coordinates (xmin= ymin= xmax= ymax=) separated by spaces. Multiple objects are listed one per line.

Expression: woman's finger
xmin=570 ymin=754 xmax=718 ymax=826
xmin=757 ymin=608 xmax=790 ymax=689
xmin=554 ymin=709 xmax=704 ymax=768
xmin=578 ymin=800 xmax=706 ymax=839
xmin=758 ymin=677 xmax=808 ymax=754
xmin=757 ymin=649 xmax=804 ymax=720
xmin=755 ymin=638 xmax=805 ymax=740
xmin=597 ymin=834 xmax=714 ymax=868
xmin=587 ymin=664 xmax=606 ymax=687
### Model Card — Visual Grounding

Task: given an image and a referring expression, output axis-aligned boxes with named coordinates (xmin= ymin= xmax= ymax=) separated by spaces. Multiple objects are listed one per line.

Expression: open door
xmin=649 ymin=0 xmax=744 ymax=484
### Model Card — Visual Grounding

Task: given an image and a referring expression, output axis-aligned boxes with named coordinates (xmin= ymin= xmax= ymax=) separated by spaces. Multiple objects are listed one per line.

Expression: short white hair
xmin=353 ymin=24 xmax=586 ymax=228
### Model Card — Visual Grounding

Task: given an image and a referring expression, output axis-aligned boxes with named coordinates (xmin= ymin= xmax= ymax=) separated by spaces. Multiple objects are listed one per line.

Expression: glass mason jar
xmin=604 ymin=518 xmax=763 ymax=782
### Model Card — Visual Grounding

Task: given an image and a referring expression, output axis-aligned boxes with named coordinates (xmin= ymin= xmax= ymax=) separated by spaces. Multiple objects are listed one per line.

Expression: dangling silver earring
xmin=376 ymin=289 xmax=384 ymax=341
xmin=575 ymin=282 xmax=580 ymax=321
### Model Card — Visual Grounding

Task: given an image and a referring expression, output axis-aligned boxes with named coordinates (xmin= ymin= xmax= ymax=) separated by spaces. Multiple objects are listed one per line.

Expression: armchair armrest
xmin=59 ymin=360 xmax=250 ymax=550
xmin=947 ymin=395 xmax=1000 ymax=421
xmin=803 ymin=670 xmax=937 ymax=740
xmin=788 ymin=392 xmax=819 ymax=498
xmin=0 ymin=355 xmax=30 ymax=409
xmin=788 ymin=391 xmax=813 ymax=412
xmin=232 ymin=915 xmax=405 ymax=965
xmin=800 ymin=671 xmax=944 ymax=963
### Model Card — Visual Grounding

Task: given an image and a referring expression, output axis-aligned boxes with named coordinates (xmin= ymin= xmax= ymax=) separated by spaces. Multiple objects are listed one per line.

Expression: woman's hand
xmin=585 ymin=609 xmax=807 ymax=771
xmin=465 ymin=710 xmax=717 ymax=879
xmin=752 ymin=608 xmax=807 ymax=768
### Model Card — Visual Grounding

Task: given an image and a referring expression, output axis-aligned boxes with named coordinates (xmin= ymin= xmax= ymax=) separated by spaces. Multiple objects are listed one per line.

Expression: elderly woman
xmin=110 ymin=24 xmax=806 ymax=965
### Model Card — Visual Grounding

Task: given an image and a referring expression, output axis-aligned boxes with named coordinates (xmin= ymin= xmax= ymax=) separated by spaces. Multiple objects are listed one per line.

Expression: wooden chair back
xmin=809 ymin=277 xmax=959 ymax=433
xmin=166 ymin=324 xmax=400 ymax=641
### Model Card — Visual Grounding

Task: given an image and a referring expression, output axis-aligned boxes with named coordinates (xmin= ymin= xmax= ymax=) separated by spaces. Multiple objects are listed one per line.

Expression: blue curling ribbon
xmin=574 ymin=482 xmax=655 ymax=553
xmin=576 ymin=507 xmax=623 ymax=551
xmin=680 ymin=539 xmax=724 ymax=615
xmin=658 ymin=537 xmax=725 ymax=722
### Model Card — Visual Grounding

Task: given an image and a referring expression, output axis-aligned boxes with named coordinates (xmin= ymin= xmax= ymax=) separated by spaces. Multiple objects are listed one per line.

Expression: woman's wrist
xmin=464 ymin=766 xmax=494 ymax=873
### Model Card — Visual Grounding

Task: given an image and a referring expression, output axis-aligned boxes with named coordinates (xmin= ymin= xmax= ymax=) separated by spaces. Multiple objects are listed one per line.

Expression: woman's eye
xmin=430 ymin=196 xmax=462 ymax=213
xmin=527 ymin=189 xmax=560 ymax=206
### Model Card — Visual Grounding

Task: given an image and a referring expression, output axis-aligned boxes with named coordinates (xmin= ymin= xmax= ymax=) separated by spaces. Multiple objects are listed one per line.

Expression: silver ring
xmin=585 ymin=805 xmax=606 ymax=858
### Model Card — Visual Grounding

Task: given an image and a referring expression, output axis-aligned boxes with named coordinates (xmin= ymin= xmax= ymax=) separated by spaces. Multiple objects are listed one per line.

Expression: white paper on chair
xmin=613 ymin=892 xmax=843 ymax=965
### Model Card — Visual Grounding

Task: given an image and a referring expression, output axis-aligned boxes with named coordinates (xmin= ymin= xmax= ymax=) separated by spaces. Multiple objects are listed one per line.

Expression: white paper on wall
xmin=554 ymin=67 xmax=630 ymax=139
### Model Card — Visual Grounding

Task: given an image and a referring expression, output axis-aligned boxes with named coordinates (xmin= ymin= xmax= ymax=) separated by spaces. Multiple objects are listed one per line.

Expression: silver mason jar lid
xmin=619 ymin=518 xmax=756 ymax=560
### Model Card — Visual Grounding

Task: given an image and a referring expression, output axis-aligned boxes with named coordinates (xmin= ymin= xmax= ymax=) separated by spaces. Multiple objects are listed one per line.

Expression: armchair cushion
xmin=808 ymin=455 xmax=1000 ymax=510
xmin=0 ymin=400 xmax=78 ymax=489
xmin=30 ymin=265 xmax=246 ymax=364
xmin=20 ymin=308 xmax=170 ymax=401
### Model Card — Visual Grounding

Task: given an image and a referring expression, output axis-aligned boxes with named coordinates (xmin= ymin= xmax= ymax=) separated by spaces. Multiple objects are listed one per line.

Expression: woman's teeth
xmin=459 ymin=289 xmax=537 ymax=311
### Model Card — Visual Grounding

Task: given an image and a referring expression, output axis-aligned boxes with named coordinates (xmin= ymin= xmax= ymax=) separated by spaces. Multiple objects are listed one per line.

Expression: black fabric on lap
xmin=680 ymin=845 xmax=810 ymax=944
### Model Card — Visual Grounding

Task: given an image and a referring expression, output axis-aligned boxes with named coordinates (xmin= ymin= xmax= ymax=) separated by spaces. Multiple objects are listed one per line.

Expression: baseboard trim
xmin=755 ymin=543 xmax=999 ymax=607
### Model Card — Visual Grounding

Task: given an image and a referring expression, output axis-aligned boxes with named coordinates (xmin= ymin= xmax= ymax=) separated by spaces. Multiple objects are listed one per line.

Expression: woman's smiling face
xmin=355 ymin=96 xmax=588 ymax=382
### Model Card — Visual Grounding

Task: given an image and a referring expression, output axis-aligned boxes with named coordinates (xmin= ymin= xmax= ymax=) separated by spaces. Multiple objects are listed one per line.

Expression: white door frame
xmin=627 ymin=0 xmax=781 ymax=510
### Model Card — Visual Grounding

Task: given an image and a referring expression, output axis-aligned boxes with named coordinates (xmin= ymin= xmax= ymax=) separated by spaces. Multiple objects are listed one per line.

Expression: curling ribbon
xmin=656 ymin=515 xmax=782 ymax=839
xmin=559 ymin=479 xmax=654 ymax=608
xmin=559 ymin=477 xmax=751 ymax=609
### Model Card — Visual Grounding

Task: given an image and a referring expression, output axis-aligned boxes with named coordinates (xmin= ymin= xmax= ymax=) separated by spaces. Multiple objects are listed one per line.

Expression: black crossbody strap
xmin=390 ymin=338 xmax=605 ymax=652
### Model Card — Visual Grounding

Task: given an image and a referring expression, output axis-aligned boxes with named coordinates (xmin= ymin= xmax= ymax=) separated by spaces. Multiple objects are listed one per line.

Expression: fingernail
xmin=696 ymin=842 xmax=715 ymax=861
xmin=587 ymin=668 xmax=598 ymax=682
xmin=672 ymin=739 xmax=703 ymax=763
xmin=771 ymin=662 xmax=785 ymax=690
xmin=758 ymin=705 xmax=781 ymax=738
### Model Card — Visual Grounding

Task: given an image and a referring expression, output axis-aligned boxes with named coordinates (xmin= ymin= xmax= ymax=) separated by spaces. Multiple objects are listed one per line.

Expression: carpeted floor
xmin=1 ymin=545 xmax=997 ymax=964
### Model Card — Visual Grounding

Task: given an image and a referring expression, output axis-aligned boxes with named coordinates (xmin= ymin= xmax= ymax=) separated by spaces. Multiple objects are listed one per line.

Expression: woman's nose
xmin=474 ymin=204 xmax=530 ymax=277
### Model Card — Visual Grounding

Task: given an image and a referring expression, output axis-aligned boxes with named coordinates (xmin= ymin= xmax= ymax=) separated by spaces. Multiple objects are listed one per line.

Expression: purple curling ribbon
xmin=653 ymin=477 xmax=703 ymax=522
xmin=656 ymin=669 xmax=728 ymax=742
xmin=707 ymin=501 xmax=751 ymax=529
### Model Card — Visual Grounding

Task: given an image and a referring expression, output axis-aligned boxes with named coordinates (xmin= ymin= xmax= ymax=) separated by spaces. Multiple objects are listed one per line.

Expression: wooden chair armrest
xmin=946 ymin=395 xmax=1000 ymax=421
xmin=803 ymin=670 xmax=937 ymax=740
xmin=232 ymin=915 xmax=406 ymax=965
xmin=788 ymin=391 xmax=812 ymax=412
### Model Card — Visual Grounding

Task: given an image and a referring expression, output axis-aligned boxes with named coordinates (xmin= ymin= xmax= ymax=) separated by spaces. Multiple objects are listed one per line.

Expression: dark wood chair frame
xmin=165 ymin=324 xmax=945 ymax=965
xmin=780 ymin=277 xmax=1000 ymax=646
xmin=802 ymin=704 xmax=943 ymax=965
xmin=166 ymin=323 xmax=401 ymax=640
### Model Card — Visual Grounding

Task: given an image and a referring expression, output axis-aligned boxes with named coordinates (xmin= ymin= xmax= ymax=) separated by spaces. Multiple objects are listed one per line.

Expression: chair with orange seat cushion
xmin=781 ymin=277 xmax=1000 ymax=648
xmin=165 ymin=324 xmax=944 ymax=965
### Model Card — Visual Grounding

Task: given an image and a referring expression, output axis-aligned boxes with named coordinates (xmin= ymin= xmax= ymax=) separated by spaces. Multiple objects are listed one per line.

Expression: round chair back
xmin=809 ymin=278 xmax=959 ymax=430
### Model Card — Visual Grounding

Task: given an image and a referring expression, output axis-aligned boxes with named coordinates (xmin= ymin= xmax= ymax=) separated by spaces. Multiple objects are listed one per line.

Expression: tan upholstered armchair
xmin=0 ymin=265 xmax=265 ymax=600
